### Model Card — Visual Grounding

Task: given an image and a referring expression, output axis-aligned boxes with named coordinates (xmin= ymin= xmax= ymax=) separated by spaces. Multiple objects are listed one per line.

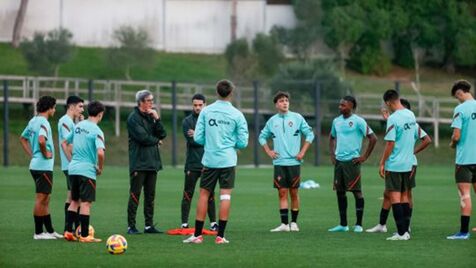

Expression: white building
xmin=0 ymin=0 xmax=296 ymax=53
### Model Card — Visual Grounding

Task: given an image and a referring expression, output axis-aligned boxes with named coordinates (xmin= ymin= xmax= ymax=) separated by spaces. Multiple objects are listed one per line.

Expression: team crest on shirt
xmin=288 ymin=121 xmax=293 ymax=127
xmin=349 ymin=121 xmax=353 ymax=127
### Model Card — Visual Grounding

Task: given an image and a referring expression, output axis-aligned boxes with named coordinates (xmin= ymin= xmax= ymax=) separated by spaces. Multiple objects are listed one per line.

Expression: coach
xmin=126 ymin=90 xmax=167 ymax=234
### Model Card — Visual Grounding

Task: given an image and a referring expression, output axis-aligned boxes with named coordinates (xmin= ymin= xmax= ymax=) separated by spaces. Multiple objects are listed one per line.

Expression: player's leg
xmin=271 ymin=166 xmax=290 ymax=232
xmin=127 ymin=171 xmax=145 ymax=234
xmin=214 ymin=167 xmax=235 ymax=243
xmin=78 ymin=177 xmax=100 ymax=242
xmin=366 ymin=190 xmax=390 ymax=232
xmin=65 ymin=175 xmax=80 ymax=241
xmin=144 ymin=171 xmax=161 ymax=233
xmin=329 ymin=162 xmax=349 ymax=232
xmin=34 ymin=170 xmax=60 ymax=239
xmin=184 ymin=168 xmax=217 ymax=243
xmin=181 ymin=171 xmax=197 ymax=228
xmin=447 ymin=165 xmax=472 ymax=239
xmin=289 ymin=166 xmax=301 ymax=231
xmin=347 ymin=162 xmax=364 ymax=232
xmin=385 ymin=172 xmax=409 ymax=240
xmin=207 ymin=190 xmax=217 ymax=231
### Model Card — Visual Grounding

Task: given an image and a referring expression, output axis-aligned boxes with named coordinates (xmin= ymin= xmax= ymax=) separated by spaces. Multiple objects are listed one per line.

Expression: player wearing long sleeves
xmin=183 ymin=79 xmax=249 ymax=244
xmin=258 ymin=91 xmax=314 ymax=232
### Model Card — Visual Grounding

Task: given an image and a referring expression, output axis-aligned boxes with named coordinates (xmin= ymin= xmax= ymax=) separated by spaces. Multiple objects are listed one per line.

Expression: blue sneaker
xmin=446 ymin=232 xmax=470 ymax=240
xmin=328 ymin=225 xmax=349 ymax=232
xmin=127 ymin=226 xmax=141 ymax=235
xmin=353 ymin=225 xmax=363 ymax=233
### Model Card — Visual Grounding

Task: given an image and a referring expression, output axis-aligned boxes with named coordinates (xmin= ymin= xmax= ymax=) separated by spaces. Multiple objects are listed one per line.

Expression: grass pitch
xmin=0 ymin=165 xmax=474 ymax=267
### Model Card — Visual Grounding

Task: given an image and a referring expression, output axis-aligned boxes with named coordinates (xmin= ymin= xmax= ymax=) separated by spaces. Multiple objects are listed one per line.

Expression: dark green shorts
xmin=333 ymin=161 xmax=361 ymax=192
xmin=63 ymin=170 xmax=72 ymax=191
xmin=385 ymin=171 xmax=412 ymax=192
xmin=30 ymin=170 xmax=53 ymax=194
xmin=407 ymin=166 xmax=417 ymax=189
xmin=70 ymin=175 xmax=96 ymax=202
xmin=200 ymin=167 xmax=235 ymax=192
xmin=273 ymin=165 xmax=301 ymax=189
xmin=455 ymin=164 xmax=476 ymax=183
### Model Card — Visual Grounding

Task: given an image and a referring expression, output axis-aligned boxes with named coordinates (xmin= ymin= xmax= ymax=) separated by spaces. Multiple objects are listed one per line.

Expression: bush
xmin=224 ymin=38 xmax=257 ymax=85
xmin=20 ymin=28 xmax=74 ymax=76
xmin=348 ymin=37 xmax=391 ymax=76
xmin=107 ymin=26 xmax=155 ymax=80
xmin=252 ymin=33 xmax=284 ymax=77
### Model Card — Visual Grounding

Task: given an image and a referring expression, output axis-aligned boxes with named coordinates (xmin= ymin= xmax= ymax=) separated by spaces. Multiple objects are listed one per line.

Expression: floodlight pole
xmin=171 ymin=80 xmax=177 ymax=168
xmin=3 ymin=80 xmax=9 ymax=167
xmin=253 ymin=80 xmax=260 ymax=167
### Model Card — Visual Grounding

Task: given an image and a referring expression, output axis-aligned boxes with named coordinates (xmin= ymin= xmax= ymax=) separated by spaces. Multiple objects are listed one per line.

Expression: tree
xmin=20 ymin=28 xmax=74 ymax=76
xmin=12 ymin=0 xmax=29 ymax=48
xmin=107 ymin=26 xmax=155 ymax=80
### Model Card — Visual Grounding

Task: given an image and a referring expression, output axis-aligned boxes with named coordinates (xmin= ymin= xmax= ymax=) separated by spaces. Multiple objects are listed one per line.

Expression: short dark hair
xmin=400 ymin=98 xmax=411 ymax=110
xmin=87 ymin=101 xmax=105 ymax=117
xmin=273 ymin=91 xmax=290 ymax=104
xmin=66 ymin=95 xmax=84 ymax=108
xmin=216 ymin=80 xmax=234 ymax=98
xmin=383 ymin=89 xmax=399 ymax=102
xmin=192 ymin=93 xmax=206 ymax=102
xmin=451 ymin=80 xmax=472 ymax=96
xmin=342 ymin=95 xmax=357 ymax=110
xmin=36 ymin=96 xmax=56 ymax=113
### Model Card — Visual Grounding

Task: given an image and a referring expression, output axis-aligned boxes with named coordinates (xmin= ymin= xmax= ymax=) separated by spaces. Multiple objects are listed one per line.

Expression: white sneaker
xmin=47 ymin=232 xmax=64 ymax=239
xmin=270 ymin=223 xmax=290 ymax=232
xmin=183 ymin=235 xmax=203 ymax=244
xmin=386 ymin=232 xmax=410 ymax=241
xmin=290 ymin=222 xmax=300 ymax=232
xmin=366 ymin=224 xmax=387 ymax=233
xmin=33 ymin=232 xmax=56 ymax=240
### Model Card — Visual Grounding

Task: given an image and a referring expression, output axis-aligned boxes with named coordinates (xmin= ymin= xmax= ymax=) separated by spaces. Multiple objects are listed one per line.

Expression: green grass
xmin=0 ymin=43 xmax=226 ymax=83
xmin=0 ymin=165 xmax=474 ymax=267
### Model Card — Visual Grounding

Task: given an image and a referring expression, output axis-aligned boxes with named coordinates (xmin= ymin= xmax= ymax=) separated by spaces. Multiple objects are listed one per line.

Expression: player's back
xmin=68 ymin=120 xmax=105 ymax=179
xmin=21 ymin=116 xmax=54 ymax=170
xmin=385 ymin=109 xmax=417 ymax=172
xmin=452 ymin=99 xmax=476 ymax=165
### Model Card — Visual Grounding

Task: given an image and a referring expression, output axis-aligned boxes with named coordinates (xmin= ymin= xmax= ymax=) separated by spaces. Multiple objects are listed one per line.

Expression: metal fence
xmin=0 ymin=75 xmax=463 ymax=167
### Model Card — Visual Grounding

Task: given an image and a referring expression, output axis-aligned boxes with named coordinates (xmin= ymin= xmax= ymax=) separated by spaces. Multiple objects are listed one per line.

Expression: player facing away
xmin=379 ymin=89 xmax=419 ymax=241
xmin=183 ymin=79 xmax=249 ymax=244
xmin=328 ymin=96 xmax=377 ymax=233
xmin=367 ymin=99 xmax=431 ymax=233
xmin=58 ymin=96 xmax=84 ymax=232
xmin=181 ymin=93 xmax=217 ymax=230
xmin=20 ymin=96 xmax=63 ymax=240
xmin=447 ymin=80 xmax=476 ymax=240
xmin=258 ymin=91 xmax=315 ymax=232
xmin=64 ymin=101 xmax=105 ymax=243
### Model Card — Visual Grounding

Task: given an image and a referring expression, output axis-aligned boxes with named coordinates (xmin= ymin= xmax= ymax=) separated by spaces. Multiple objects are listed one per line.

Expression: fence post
xmin=88 ymin=79 xmax=93 ymax=101
xmin=3 ymin=80 xmax=9 ymax=167
xmin=314 ymin=81 xmax=321 ymax=166
xmin=171 ymin=81 xmax=177 ymax=168
xmin=253 ymin=81 xmax=260 ymax=167
xmin=395 ymin=80 xmax=400 ymax=93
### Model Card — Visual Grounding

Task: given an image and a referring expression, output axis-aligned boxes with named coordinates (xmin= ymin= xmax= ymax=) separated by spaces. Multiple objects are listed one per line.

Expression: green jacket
xmin=182 ymin=112 xmax=204 ymax=172
xmin=127 ymin=107 xmax=167 ymax=174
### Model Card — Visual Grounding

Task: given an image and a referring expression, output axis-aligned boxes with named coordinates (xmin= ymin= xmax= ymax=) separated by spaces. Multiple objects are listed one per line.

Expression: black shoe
xmin=144 ymin=226 xmax=163 ymax=234
xmin=127 ymin=226 xmax=141 ymax=235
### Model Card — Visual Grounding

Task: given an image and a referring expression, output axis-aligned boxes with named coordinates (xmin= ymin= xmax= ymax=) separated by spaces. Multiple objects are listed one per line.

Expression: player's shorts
xmin=273 ymin=165 xmax=301 ymax=189
xmin=455 ymin=164 xmax=476 ymax=183
xmin=70 ymin=175 xmax=96 ymax=202
xmin=385 ymin=171 xmax=412 ymax=192
xmin=406 ymin=166 xmax=417 ymax=189
xmin=63 ymin=170 xmax=72 ymax=191
xmin=30 ymin=170 xmax=53 ymax=194
xmin=333 ymin=160 xmax=361 ymax=192
xmin=200 ymin=167 xmax=235 ymax=192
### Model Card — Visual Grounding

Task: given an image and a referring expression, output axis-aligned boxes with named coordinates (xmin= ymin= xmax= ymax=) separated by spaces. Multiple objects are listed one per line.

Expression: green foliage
xmin=20 ymin=28 xmax=74 ymax=76
xmin=252 ymin=33 xmax=284 ymax=76
xmin=270 ymin=59 xmax=350 ymax=103
xmin=348 ymin=35 xmax=391 ymax=75
xmin=107 ymin=26 xmax=155 ymax=80
xmin=224 ymin=38 xmax=257 ymax=84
